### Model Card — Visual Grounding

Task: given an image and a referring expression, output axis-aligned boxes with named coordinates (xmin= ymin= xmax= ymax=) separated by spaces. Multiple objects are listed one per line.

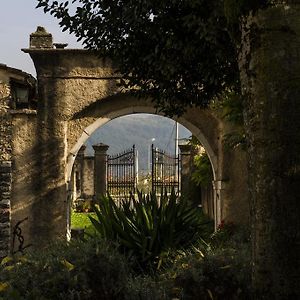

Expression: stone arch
xmin=12 ymin=31 xmax=249 ymax=247
xmin=64 ymin=93 xmax=225 ymax=234
xmin=66 ymin=96 xmax=219 ymax=183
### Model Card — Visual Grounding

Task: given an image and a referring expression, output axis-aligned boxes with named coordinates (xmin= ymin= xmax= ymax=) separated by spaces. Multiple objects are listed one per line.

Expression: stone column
xmin=179 ymin=144 xmax=192 ymax=197
xmin=93 ymin=143 xmax=109 ymax=202
xmin=212 ymin=180 xmax=226 ymax=230
xmin=77 ymin=145 xmax=86 ymax=198
xmin=25 ymin=27 xmax=67 ymax=246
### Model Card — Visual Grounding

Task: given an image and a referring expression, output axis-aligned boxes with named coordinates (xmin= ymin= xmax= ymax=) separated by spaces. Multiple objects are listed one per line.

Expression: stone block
xmin=0 ymin=181 xmax=11 ymax=188
xmin=0 ymin=227 xmax=9 ymax=237
xmin=0 ymin=210 xmax=9 ymax=223
xmin=0 ymin=192 xmax=10 ymax=199
xmin=0 ymin=223 xmax=9 ymax=230
xmin=0 ymin=161 xmax=12 ymax=168
xmin=0 ymin=185 xmax=11 ymax=192
xmin=0 ymin=202 xmax=10 ymax=209
xmin=0 ymin=173 xmax=11 ymax=180
xmin=30 ymin=26 xmax=53 ymax=49
xmin=0 ymin=166 xmax=11 ymax=174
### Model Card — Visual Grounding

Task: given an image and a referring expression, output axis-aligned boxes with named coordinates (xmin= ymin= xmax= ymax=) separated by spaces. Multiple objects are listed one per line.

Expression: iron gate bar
xmin=151 ymin=144 xmax=180 ymax=194
xmin=107 ymin=145 xmax=136 ymax=199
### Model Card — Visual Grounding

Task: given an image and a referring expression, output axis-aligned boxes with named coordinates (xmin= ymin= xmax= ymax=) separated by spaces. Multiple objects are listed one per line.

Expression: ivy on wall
xmin=191 ymin=152 xmax=213 ymax=188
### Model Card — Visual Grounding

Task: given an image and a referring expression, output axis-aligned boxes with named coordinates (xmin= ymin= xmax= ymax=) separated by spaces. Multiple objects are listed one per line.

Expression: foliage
xmin=191 ymin=152 xmax=213 ymax=188
xmin=0 ymin=222 xmax=250 ymax=300
xmin=89 ymin=190 xmax=212 ymax=270
xmin=224 ymin=0 xmax=269 ymax=24
xmin=210 ymin=220 xmax=237 ymax=248
xmin=186 ymin=136 xmax=213 ymax=188
xmin=0 ymin=239 xmax=130 ymax=300
xmin=212 ymin=89 xmax=246 ymax=150
xmin=162 ymin=224 xmax=251 ymax=300
xmin=73 ymin=199 xmax=94 ymax=213
xmin=125 ymin=276 xmax=168 ymax=300
xmin=169 ymin=247 xmax=251 ymax=299
xmin=36 ymin=0 xmax=239 ymax=116
xmin=216 ymin=90 xmax=244 ymax=125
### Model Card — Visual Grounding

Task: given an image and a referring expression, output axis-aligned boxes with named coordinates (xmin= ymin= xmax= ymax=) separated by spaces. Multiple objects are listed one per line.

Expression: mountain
xmin=85 ymin=114 xmax=191 ymax=171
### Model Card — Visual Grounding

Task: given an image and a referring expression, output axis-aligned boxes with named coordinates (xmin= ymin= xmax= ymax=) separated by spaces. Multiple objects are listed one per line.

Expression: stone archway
xmin=1 ymin=28 xmax=248 ymax=248
xmin=66 ymin=100 xmax=219 ymax=182
xmin=65 ymin=101 xmax=222 ymax=233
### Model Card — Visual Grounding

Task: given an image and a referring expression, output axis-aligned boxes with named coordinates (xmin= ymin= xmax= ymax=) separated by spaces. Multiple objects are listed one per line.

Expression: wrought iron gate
xmin=151 ymin=145 xmax=180 ymax=194
xmin=107 ymin=145 xmax=137 ymax=198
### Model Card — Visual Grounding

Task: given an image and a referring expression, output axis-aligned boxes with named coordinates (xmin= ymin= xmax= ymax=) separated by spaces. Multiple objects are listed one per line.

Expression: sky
xmin=1 ymin=0 xmax=191 ymax=155
xmin=1 ymin=0 xmax=82 ymax=76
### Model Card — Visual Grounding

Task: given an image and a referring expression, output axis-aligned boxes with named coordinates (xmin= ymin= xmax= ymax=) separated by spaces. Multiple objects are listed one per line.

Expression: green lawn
xmin=71 ymin=211 xmax=97 ymax=236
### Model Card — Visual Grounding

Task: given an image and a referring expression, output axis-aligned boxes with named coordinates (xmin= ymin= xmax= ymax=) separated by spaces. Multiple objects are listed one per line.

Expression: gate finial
xmin=30 ymin=26 xmax=53 ymax=49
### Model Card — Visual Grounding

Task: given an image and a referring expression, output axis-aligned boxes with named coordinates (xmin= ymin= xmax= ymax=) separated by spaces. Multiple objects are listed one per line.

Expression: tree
xmin=36 ymin=0 xmax=300 ymax=298
xmin=238 ymin=3 xmax=300 ymax=298
xmin=36 ymin=0 xmax=239 ymax=116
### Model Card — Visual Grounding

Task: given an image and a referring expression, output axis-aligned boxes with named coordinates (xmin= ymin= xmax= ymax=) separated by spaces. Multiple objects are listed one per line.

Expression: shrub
xmin=73 ymin=199 xmax=94 ymax=213
xmin=125 ymin=276 xmax=168 ymax=300
xmin=89 ymin=190 xmax=212 ymax=270
xmin=172 ymin=249 xmax=250 ymax=299
xmin=0 ymin=239 xmax=130 ymax=300
xmin=163 ymin=226 xmax=251 ymax=300
xmin=191 ymin=152 xmax=213 ymax=188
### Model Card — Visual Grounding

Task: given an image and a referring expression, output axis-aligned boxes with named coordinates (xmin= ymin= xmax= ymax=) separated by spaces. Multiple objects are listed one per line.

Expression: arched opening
xmin=13 ymin=45 xmax=248 ymax=253
xmin=67 ymin=110 xmax=218 ymax=238
xmin=66 ymin=106 xmax=218 ymax=183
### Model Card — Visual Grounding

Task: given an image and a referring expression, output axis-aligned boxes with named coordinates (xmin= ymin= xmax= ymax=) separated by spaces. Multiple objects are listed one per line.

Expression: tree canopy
xmin=36 ymin=0 xmax=241 ymax=116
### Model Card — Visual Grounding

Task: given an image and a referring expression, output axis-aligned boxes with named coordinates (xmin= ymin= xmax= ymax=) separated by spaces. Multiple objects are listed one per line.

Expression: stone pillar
xmin=77 ymin=145 xmax=86 ymax=198
xmin=93 ymin=143 xmax=109 ymax=202
xmin=179 ymin=144 xmax=192 ymax=197
xmin=25 ymin=28 xmax=68 ymax=246
xmin=212 ymin=180 xmax=226 ymax=230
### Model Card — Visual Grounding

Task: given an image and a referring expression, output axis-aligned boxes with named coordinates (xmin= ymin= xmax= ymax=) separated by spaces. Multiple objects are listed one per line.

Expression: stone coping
xmin=10 ymin=109 xmax=37 ymax=115
xmin=22 ymin=48 xmax=94 ymax=54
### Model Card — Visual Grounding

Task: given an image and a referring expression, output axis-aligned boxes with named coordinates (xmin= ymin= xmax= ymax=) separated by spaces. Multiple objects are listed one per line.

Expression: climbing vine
xmin=212 ymin=89 xmax=246 ymax=150
xmin=191 ymin=152 xmax=213 ymax=188
xmin=188 ymin=137 xmax=213 ymax=188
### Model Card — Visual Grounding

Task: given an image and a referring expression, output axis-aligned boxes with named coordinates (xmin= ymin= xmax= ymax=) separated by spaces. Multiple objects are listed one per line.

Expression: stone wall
xmin=0 ymin=79 xmax=12 ymax=257
xmin=0 ymin=66 xmax=38 ymax=255
xmin=10 ymin=110 xmax=37 ymax=252
xmin=0 ymin=161 xmax=11 ymax=257
xmin=4 ymin=30 xmax=249 ymax=247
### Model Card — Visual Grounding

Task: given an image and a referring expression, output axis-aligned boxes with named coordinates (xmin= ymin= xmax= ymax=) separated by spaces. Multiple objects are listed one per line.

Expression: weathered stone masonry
xmin=0 ymin=27 xmax=249 ymax=252
xmin=0 ymin=64 xmax=37 ymax=256
xmin=0 ymin=73 xmax=12 ymax=257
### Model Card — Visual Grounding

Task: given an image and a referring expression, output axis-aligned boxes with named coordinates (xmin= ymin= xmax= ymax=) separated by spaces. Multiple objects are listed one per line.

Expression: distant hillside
xmin=85 ymin=114 xmax=191 ymax=171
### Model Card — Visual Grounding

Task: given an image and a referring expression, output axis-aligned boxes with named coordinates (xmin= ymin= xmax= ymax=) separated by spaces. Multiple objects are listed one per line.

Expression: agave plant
xmin=89 ymin=190 xmax=212 ymax=269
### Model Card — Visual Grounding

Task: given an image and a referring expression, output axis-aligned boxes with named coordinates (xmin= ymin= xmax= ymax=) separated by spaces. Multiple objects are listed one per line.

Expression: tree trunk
xmin=239 ymin=3 xmax=300 ymax=299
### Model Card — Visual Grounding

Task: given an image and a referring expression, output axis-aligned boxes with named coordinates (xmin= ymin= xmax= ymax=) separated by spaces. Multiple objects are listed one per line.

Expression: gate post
xmin=179 ymin=143 xmax=193 ymax=196
xmin=76 ymin=145 xmax=86 ymax=198
xmin=212 ymin=180 xmax=226 ymax=230
xmin=93 ymin=143 xmax=109 ymax=202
